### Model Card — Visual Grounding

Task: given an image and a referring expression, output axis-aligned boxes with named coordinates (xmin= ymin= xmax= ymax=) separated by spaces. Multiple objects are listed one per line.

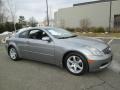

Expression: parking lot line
xmin=108 ymin=39 xmax=114 ymax=45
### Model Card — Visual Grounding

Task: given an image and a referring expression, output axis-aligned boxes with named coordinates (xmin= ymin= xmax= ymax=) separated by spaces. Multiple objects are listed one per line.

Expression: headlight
xmin=85 ymin=46 xmax=104 ymax=56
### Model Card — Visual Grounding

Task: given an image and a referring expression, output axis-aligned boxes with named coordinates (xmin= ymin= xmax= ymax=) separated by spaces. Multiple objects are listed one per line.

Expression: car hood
xmin=62 ymin=36 xmax=108 ymax=50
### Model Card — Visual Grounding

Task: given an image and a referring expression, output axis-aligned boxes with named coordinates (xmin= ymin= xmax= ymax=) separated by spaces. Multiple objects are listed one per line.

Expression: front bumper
xmin=88 ymin=54 xmax=113 ymax=72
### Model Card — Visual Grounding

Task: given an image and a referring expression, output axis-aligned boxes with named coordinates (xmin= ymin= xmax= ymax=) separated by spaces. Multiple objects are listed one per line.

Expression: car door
xmin=25 ymin=29 xmax=55 ymax=64
xmin=16 ymin=30 xmax=30 ymax=58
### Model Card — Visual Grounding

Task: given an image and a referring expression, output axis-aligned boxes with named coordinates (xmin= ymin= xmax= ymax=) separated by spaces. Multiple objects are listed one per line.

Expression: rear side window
xmin=19 ymin=31 xmax=28 ymax=38
xmin=29 ymin=29 xmax=48 ymax=40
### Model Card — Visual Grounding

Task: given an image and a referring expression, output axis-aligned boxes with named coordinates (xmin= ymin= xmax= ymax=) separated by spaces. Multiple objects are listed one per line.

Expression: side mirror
xmin=42 ymin=37 xmax=51 ymax=42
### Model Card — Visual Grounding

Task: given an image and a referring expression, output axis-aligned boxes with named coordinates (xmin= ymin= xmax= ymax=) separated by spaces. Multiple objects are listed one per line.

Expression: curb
xmin=95 ymin=37 xmax=120 ymax=39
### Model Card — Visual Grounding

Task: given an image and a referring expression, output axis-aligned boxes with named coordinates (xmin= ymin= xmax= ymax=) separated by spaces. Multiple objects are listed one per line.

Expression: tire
xmin=8 ymin=47 xmax=19 ymax=61
xmin=64 ymin=52 xmax=88 ymax=75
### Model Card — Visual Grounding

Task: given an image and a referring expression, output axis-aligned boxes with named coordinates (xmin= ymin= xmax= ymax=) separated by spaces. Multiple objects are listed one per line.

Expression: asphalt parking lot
xmin=0 ymin=38 xmax=120 ymax=90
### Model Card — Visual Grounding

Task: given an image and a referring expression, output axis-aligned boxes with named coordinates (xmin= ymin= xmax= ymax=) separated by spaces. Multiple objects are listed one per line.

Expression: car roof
xmin=17 ymin=27 xmax=54 ymax=33
xmin=16 ymin=27 xmax=55 ymax=34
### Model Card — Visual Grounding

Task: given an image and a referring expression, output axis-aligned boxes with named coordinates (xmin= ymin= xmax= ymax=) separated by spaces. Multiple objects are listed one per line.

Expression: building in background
xmin=54 ymin=0 xmax=120 ymax=29
xmin=38 ymin=19 xmax=55 ymax=27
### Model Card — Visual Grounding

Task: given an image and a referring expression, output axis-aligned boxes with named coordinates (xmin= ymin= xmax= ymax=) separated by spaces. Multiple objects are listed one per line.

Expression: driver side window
xmin=29 ymin=29 xmax=49 ymax=40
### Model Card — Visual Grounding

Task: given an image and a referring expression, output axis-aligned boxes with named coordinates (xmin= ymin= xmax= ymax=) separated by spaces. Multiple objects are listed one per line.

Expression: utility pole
xmin=109 ymin=0 xmax=112 ymax=33
xmin=46 ymin=0 xmax=49 ymax=26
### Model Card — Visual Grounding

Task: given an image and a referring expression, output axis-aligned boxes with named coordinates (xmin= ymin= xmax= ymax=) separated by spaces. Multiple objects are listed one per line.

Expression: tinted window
xmin=29 ymin=29 xmax=48 ymax=40
xmin=19 ymin=31 xmax=28 ymax=38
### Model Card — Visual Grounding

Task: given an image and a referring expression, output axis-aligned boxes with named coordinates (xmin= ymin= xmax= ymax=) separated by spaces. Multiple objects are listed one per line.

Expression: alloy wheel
xmin=9 ymin=48 xmax=17 ymax=60
xmin=67 ymin=56 xmax=83 ymax=74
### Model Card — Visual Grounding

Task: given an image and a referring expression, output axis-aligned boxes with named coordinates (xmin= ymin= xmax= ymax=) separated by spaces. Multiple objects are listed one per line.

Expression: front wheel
xmin=8 ymin=47 xmax=19 ymax=61
xmin=65 ymin=53 xmax=88 ymax=75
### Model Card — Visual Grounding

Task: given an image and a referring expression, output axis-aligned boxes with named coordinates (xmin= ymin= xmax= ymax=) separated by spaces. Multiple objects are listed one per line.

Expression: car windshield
xmin=46 ymin=28 xmax=77 ymax=39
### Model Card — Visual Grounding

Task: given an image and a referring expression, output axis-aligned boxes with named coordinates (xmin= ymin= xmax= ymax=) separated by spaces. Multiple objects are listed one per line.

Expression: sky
xmin=6 ymin=0 xmax=96 ymax=22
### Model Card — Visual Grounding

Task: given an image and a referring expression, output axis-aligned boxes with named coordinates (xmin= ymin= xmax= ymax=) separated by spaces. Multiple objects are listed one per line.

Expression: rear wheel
xmin=8 ymin=47 xmax=19 ymax=61
xmin=65 ymin=52 xmax=88 ymax=75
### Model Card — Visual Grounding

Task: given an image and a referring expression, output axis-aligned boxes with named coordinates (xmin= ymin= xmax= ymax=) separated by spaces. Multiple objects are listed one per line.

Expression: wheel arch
xmin=62 ymin=50 xmax=88 ymax=68
xmin=8 ymin=43 xmax=19 ymax=56
xmin=8 ymin=45 xmax=16 ymax=54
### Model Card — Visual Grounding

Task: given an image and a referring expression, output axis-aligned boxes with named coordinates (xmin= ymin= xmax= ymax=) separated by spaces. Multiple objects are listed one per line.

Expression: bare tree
xmin=0 ymin=0 xmax=4 ymax=23
xmin=6 ymin=0 xmax=17 ymax=31
xmin=28 ymin=17 xmax=38 ymax=27
xmin=0 ymin=0 xmax=8 ymax=23
xmin=42 ymin=17 xmax=49 ymax=26
xmin=0 ymin=0 xmax=2 ymax=17
xmin=0 ymin=0 xmax=3 ymax=14
xmin=80 ymin=18 xmax=90 ymax=32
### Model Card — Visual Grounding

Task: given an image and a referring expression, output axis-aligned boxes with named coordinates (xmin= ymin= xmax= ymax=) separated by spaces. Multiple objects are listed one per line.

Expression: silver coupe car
xmin=5 ymin=27 xmax=113 ymax=75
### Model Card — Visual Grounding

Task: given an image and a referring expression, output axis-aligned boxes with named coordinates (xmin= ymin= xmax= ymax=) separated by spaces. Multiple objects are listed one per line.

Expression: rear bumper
xmin=88 ymin=54 xmax=113 ymax=72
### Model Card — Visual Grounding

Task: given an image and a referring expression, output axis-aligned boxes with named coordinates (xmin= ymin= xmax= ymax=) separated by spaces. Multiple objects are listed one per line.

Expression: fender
xmin=8 ymin=41 xmax=21 ymax=58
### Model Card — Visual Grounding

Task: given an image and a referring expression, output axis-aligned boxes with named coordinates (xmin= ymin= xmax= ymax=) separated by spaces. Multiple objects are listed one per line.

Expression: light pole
xmin=46 ymin=0 xmax=49 ymax=26
xmin=109 ymin=0 xmax=112 ymax=33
